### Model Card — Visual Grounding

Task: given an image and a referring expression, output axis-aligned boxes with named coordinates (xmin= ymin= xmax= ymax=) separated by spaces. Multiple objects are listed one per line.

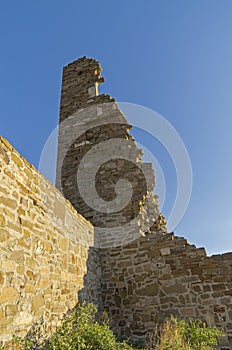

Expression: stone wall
xmin=56 ymin=57 xmax=232 ymax=349
xmin=56 ymin=57 xmax=166 ymax=249
xmin=0 ymin=136 xmax=94 ymax=346
xmin=1 ymin=57 xmax=232 ymax=349
xmin=100 ymin=233 xmax=232 ymax=348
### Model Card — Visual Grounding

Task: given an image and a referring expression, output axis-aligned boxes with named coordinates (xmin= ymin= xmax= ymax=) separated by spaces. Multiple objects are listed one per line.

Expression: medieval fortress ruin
xmin=0 ymin=57 xmax=232 ymax=348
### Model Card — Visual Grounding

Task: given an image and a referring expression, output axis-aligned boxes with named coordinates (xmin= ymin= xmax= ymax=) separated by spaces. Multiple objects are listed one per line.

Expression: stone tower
xmin=55 ymin=58 xmax=232 ymax=348
xmin=0 ymin=57 xmax=231 ymax=348
xmin=56 ymin=57 xmax=166 ymax=248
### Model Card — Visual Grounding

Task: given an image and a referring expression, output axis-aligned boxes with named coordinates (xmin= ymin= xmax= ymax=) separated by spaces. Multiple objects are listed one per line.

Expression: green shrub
xmin=150 ymin=316 xmax=224 ymax=350
xmin=14 ymin=302 xmax=132 ymax=350
xmin=8 ymin=305 xmax=225 ymax=350
xmin=184 ymin=318 xmax=224 ymax=349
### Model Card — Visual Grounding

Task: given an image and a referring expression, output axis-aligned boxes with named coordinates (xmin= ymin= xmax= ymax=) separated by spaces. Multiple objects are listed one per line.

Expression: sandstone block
xmin=31 ymin=294 xmax=44 ymax=311
xmin=10 ymin=251 xmax=24 ymax=264
xmin=5 ymin=305 xmax=18 ymax=317
xmin=0 ymin=286 xmax=19 ymax=304
xmin=137 ymin=283 xmax=159 ymax=296
xmin=0 ymin=197 xmax=17 ymax=210
xmin=38 ymin=278 xmax=50 ymax=289
xmin=54 ymin=198 xmax=66 ymax=222
xmin=11 ymin=153 xmax=23 ymax=168
xmin=0 ymin=271 xmax=4 ymax=285
xmin=163 ymin=283 xmax=186 ymax=294
xmin=160 ymin=247 xmax=171 ymax=256
xmin=24 ymin=283 xmax=36 ymax=294
xmin=18 ymin=237 xmax=31 ymax=249
xmin=0 ymin=214 xmax=6 ymax=227
xmin=58 ymin=237 xmax=68 ymax=251
xmin=0 ymin=229 xmax=11 ymax=242
xmin=12 ymin=311 xmax=33 ymax=326
xmin=1 ymin=259 xmax=16 ymax=271
xmin=16 ymin=266 xmax=24 ymax=275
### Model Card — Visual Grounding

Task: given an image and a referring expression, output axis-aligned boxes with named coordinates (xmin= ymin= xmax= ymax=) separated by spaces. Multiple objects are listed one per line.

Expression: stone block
xmin=160 ymin=247 xmax=171 ymax=256
xmin=38 ymin=278 xmax=50 ymax=289
xmin=0 ymin=229 xmax=11 ymax=242
xmin=11 ymin=153 xmax=23 ymax=168
xmin=0 ymin=214 xmax=6 ymax=227
xmin=31 ymin=294 xmax=44 ymax=311
xmin=0 ymin=286 xmax=19 ymax=304
xmin=54 ymin=198 xmax=66 ymax=222
xmin=0 ymin=271 xmax=4 ymax=285
xmin=24 ymin=283 xmax=36 ymax=294
xmin=5 ymin=305 xmax=18 ymax=317
xmin=0 ymin=197 xmax=17 ymax=210
xmin=10 ymin=251 xmax=24 ymax=264
xmin=137 ymin=283 xmax=159 ymax=296
xmin=58 ymin=236 xmax=68 ymax=251
xmin=12 ymin=312 xmax=33 ymax=326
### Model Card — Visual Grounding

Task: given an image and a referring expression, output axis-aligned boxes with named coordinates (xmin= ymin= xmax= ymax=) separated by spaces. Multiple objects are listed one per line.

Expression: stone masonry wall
xmin=56 ymin=57 xmax=166 ymax=250
xmin=0 ymin=136 xmax=94 ymax=346
xmin=1 ymin=56 xmax=230 ymax=349
xmin=100 ymin=233 xmax=232 ymax=348
xmin=56 ymin=57 xmax=232 ymax=348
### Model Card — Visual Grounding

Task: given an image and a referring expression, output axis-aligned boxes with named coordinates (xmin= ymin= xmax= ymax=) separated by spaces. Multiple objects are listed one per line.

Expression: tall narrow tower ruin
xmin=56 ymin=57 xmax=166 ymax=248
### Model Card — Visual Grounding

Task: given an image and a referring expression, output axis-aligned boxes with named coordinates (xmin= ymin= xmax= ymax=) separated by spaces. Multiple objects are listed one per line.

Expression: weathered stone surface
xmin=56 ymin=57 xmax=166 ymax=250
xmin=31 ymin=294 xmax=44 ymax=311
xmin=0 ymin=287 xmax=19 ymax=304
xmin=0 ymin=135 xmax=94 ymax=345
xmin=5 ymin=305 xmax=18 ymax=317
xmin=57 ymin=58 xmax=232 ymax=348
xmin=0 ymin=58 xmax=232 ymax=350
xmin=12 ymin=312 xmax=33 ymax=326
xmin=160 ymin=247 xmax=171 ymax=256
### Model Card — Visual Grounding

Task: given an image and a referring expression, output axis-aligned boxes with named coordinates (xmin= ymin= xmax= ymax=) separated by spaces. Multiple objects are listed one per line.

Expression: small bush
xmin=7 ymin=305 xmax=225 ymax=350
xmin=184 ymin=318 xmax=224 ymax=349
xmin=14 ymin=302 xmax=132 ymax=350
xmin=147 ymin=316 xmax=224 ymax=350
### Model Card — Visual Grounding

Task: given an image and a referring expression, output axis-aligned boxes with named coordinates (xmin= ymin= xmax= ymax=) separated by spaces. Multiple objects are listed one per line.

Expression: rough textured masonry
xmin=0 ymin=136 xmax=93 ymax=347
xmin=0 ymin=57 xmax=232 ymax=349
xmin=56 ymin=57 xmax=167 ymax=249
xmin=57 ymin=57 xmax=232 ymax=349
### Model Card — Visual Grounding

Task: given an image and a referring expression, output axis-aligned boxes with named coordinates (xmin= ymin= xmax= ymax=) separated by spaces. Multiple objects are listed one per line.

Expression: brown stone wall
xmin=56 ymin=57 xmax=232 ymax=348
xmin=100 ymin=233 xmax=232 ymax=348
xmin=56 ymin=57 xmax=166 ymax=249
xmin=2 ymin=56 xmax=229 ymax=348
xmin=59 ymin=56 xmax=115 ymax=123
xmin=0 ymin=136 xmax=94 ymax=346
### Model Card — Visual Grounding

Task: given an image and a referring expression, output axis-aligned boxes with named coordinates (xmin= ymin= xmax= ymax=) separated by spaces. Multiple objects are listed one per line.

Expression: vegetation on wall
xmin=1 ymin=302 xmax=223 ymax=350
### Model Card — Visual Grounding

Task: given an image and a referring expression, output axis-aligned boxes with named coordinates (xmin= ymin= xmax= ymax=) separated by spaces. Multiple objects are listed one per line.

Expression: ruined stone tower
xmin=0 ymin=57 xmax=232 ymax=348
xmin=56 ymin=56 xmax=166 ymax=249
xmin=56 ymin=57 xmax=232 ymax=348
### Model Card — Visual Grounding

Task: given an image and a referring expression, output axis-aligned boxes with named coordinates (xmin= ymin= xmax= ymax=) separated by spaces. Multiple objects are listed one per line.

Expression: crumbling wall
xmin=56 ymin=57 xmax=166 ymax=249
xmin=57 ymin=57 xmax=232 ymax=349
xmin=0 ymin=137 xmax=94 ymax=346
xmin=100 ymin=233 xmax=232 ymax=348
xmin=1 ymin=57 xmax=231 ymax=349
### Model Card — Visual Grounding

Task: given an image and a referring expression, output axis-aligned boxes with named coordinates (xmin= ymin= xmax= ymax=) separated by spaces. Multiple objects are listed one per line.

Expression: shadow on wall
xmin=78 ymin=247 xmax=102 ymax=309
xmin=2 ymin=234 xmax=232 ymax=349
xmin=79 ymin=232 xmax=232 ymax=348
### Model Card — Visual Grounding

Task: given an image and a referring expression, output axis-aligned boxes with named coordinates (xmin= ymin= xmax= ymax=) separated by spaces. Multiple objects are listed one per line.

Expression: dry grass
xmin=144 ymin=318 xmax=190 ymax=350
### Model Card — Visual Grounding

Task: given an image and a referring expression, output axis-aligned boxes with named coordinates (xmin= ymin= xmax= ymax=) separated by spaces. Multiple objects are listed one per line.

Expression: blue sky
xmin=1 ymin=1 xmax=232 ymax=255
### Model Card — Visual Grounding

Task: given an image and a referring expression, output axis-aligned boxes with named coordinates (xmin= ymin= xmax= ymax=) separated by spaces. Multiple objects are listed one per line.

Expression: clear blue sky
xmin=1 ymin=1 xmax=232 ymax=255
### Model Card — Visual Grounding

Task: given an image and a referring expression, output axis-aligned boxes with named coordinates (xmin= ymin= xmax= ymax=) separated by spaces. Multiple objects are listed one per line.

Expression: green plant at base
xmin=13 ymin=302 xmax=132 ymax=350
xmin=184 ymin=318 xmax=224 ymax=349
xmin=151 ymin=317 xmax=190 ymax=350
xmin=8 ymin=306 xmax=225 ymax=350
xmin=151 ymin=316 xmax=224 ymax=350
